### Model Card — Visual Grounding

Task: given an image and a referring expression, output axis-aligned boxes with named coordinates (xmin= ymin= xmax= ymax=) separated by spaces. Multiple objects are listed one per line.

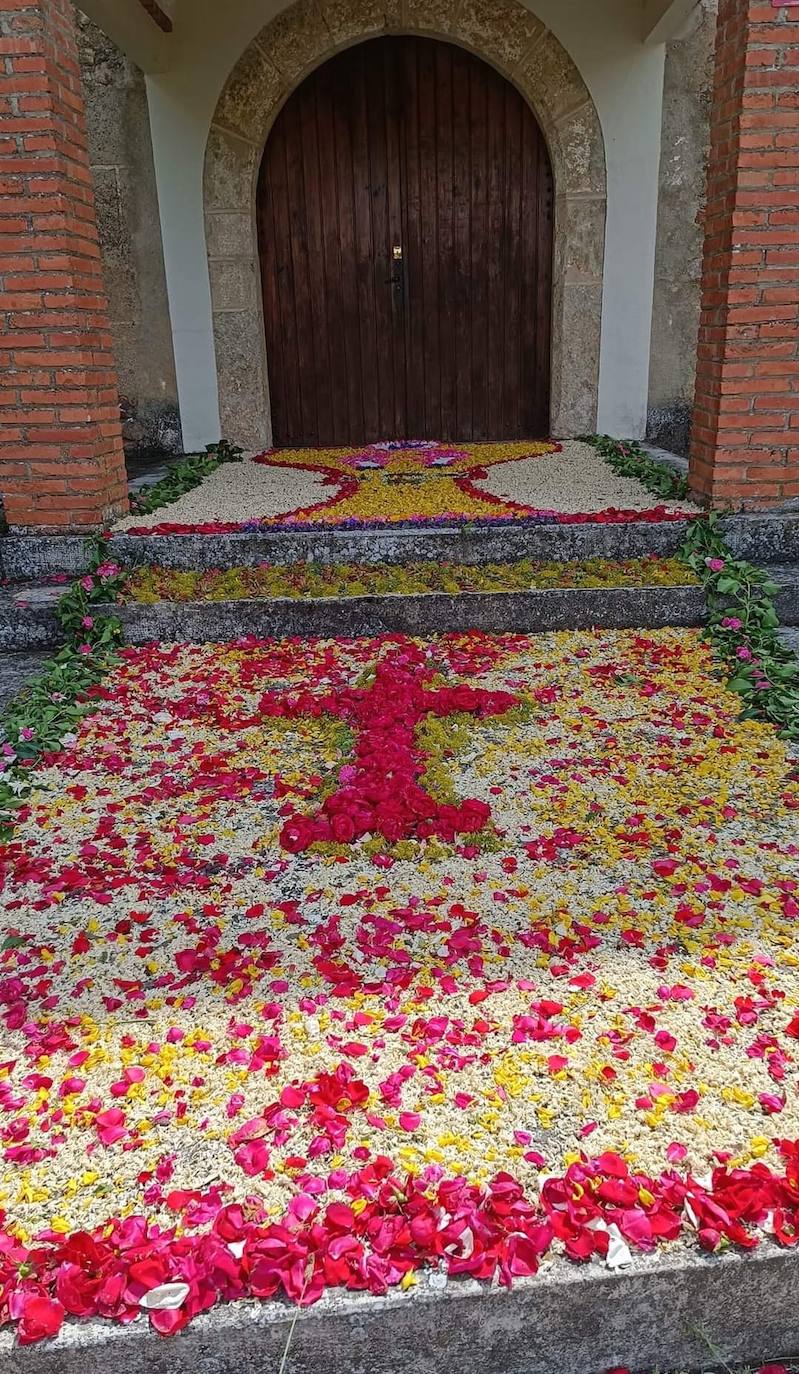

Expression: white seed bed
xmin=113 ymin=459 xmax=327 ymax=529
xmin=475 ymin=441 xmax=696 ymax=515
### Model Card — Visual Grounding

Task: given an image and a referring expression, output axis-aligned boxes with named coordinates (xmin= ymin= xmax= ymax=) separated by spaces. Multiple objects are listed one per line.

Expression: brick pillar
xmin=690 ymin=1 xmax=799 ymax=509
xmin=0 ymin=0 xmax=129 ymax=531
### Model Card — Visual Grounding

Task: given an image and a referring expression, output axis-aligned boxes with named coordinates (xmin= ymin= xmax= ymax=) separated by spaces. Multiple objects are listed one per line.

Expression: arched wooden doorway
xmin=257 ymin=36 xmax=554 ymax=447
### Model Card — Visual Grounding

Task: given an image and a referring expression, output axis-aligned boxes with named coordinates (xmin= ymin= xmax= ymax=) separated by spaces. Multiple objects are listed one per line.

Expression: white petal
xmin=605 ymin=1223 xmax=632 ymax=1270
xmin=139 ymin=1282 xmax=191 ymax=1310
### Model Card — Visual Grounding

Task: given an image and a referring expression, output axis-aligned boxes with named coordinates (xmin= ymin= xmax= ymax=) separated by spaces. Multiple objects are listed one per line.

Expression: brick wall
xmin=0 ymin=0 xmax=128 ymax=530
xmin=690 ymin=0 xmax=799 ymax=508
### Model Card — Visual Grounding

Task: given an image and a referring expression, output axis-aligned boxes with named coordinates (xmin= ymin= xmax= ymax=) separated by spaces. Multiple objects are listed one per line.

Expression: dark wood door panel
xmin=257 ymin=36 xmax=554 ymax=446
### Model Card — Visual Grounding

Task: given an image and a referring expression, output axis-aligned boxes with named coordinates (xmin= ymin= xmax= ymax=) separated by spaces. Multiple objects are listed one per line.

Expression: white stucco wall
xmin=144 ymin=0 xmax=665 ymax=448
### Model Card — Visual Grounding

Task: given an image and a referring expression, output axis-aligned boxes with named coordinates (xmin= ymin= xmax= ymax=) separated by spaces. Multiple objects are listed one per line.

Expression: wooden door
xmin=257 ymin=36 xmax=554 ymax=446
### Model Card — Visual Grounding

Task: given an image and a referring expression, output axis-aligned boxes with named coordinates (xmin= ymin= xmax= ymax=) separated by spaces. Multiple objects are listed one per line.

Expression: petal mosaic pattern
xmin=117 ymin=441 xmax=694 ymax=534
xmin=1 ymin=629 xmax=798 ymax=1340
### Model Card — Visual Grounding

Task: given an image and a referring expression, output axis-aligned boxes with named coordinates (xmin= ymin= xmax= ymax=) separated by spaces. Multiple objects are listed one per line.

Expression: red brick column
xmin=0 ymin=0 xmax=129 ymax=531
xmin=690 ymin=1 xmax=799 ymax=508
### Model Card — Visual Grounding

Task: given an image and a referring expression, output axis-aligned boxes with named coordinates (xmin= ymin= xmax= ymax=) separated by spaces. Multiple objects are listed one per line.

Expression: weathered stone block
xmin=557 ymin=103 xmax=606 ymax=197
xmin=257 ymin=0 xmax=331 ymax=83
xmin=551 ymin=284 xmax=602 ymax=436
xmin=204 ymin=127 xmax=257 ymax=214
xmin=214 ymin=43 xmax=283 ymax=145
xmin=402 ymin=0 xmax=457 ymax=38
xmin=517 ymin=32 xmax=590 ymax=127
xmin=214 ymin=310 xmax=271 ymax=451
xmin=455 ymin=0 xmax=543 ymax=70
xmin=562 ymin=196 xmax=606 ymax=284
xmin=209 ymin=258 xmax=260 ymax=313
xmin=322 ymin=0 xmax=392 ymax=47
xmin=205 ymin=212 xmax=255 ymax=261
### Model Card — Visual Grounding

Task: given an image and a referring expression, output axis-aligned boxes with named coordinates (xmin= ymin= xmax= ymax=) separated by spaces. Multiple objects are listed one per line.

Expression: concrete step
xmin=4 ymin=563 xmax=799 ymax=654
xmin=3 ymin=1242 xmax=799 ymax=1374
xmin=109 ymin=584 xmax=706 ymax=643
xmin=3 ymin=511 xmax=799 ymax=576
xmin=0 ymin=582 xmax=64 ymax=651
xmin=0 ymin=648 xmax=51 ymax=712
xmin=1 ymin=582 xmax=707 ymax=651
xmin=771 ymin=564 xmax=799 ymax=624
xmin=104 ymin=559 xmax=799 ymax=642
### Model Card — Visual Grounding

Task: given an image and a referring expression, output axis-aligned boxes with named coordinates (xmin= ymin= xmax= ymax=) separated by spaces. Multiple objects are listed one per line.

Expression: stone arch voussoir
xmin=204 ymin=0 xmax=606 ymax=449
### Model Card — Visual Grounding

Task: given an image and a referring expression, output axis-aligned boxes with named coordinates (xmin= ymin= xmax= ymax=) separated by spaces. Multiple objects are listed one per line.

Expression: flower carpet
xmin=113 ymin=440 xmax=695 ymax=535
xmin=1 ymin=627 xmax=799 ymax=1344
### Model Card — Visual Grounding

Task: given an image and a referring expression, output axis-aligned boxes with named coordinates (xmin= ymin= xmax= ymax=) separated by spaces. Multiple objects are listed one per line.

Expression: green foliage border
xmin=0 ymin=538 xmax=126 ymax=833
xmin=128 ymin=439 xmax=244 ymax=517
xmin=583 ymin=434 xmax=799 ymax=740
xmin=581 ymin=432 xmax=691 ymax=501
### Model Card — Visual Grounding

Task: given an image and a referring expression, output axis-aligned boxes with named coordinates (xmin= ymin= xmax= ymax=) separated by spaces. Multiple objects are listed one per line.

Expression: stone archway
xmin=204 ymin=0 xmax=606 ymax=450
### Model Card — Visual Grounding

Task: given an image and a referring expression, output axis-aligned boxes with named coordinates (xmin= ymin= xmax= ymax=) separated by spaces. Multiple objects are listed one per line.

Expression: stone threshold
xmin=3 ymin=512 xmax=799 ymax=578
xmin=2 ymin=1239 xmax=798 ymax=1374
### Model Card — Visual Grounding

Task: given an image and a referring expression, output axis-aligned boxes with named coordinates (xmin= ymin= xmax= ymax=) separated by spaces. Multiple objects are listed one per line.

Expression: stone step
xmin=769 ymin=564 xmax=799 ymax=623
xmin=0 ymin=582 xmax=64 ymax=652
xmin=1 ymin=583 xmax=706 ymax=650
xmin=2 ymin=510 xmax=799 ymax=576
xmin=0 ymin=648 xmax=51 ymax=712
xmin=3 ymin=1241 xmax=798 ymax=1374
xmin=4 ymin=564 xmax=799 ymax=654
xmin=111 ymin=583 xmax=707 ymax=644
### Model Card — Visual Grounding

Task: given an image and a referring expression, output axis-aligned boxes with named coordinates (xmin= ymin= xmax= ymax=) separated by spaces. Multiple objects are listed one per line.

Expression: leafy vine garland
xmin=581 ymin=433 xmax=691 ymax=501
xmin=0 ymin=542 xmax=125 ymax=834
xmin=127 ymin=439 xmax=243 ymax=518
xmin=682 ymin=514 xmax=799 ymax=740
xmin=580 ymin=434 xmax=798 ymax=742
